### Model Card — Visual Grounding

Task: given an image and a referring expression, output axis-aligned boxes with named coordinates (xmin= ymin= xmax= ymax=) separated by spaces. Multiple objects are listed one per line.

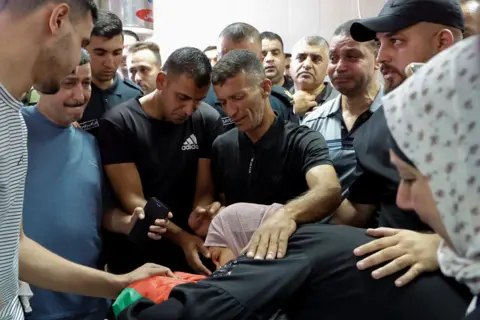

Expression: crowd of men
xmin=0 ymin=0 xmax=479 ymax=319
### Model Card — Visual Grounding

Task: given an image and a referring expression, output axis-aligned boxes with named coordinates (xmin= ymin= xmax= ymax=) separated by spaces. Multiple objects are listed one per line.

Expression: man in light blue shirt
xmin=22 ymin=48 xmax=108 ymax=320
xmin=22 ymin=49 xmax=168 ymax=320
xmin=302 ymin=19 xmax=383 ymax=201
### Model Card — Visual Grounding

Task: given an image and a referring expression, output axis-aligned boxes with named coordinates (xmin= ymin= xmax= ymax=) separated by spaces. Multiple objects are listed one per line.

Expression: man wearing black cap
xmin=328 ymin=0 xmax=465 ymax=287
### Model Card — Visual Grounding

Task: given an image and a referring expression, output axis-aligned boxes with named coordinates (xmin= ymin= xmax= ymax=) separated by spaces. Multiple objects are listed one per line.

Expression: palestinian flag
xmin=112 ymin=272 xmax=206 ymax=319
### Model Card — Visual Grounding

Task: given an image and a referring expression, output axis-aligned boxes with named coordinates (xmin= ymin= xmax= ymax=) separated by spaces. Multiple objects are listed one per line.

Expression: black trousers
xmin=118 ymin=224 xmax=470 ymax=320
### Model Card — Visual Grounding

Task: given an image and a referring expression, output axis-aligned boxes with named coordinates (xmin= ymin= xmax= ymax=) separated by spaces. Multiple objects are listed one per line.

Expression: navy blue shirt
xmin=79 ymin=75 xmax=143 ymax=137
xmin=347 ymin=106 xmax=429 ymax=231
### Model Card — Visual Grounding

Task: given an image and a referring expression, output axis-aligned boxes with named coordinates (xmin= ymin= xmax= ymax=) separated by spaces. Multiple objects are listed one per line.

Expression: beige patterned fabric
xmin=382 ymin=36 xmax=480 ymax=303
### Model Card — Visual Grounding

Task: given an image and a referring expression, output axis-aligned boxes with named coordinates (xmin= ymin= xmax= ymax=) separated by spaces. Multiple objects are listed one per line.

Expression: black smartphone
xmin=128 ymin=197 xmax=170 ymax=245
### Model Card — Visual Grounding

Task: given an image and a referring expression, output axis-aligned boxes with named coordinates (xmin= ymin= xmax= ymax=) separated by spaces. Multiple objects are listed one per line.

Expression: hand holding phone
xmin=129 ymin=197 xmax=170 ymax=245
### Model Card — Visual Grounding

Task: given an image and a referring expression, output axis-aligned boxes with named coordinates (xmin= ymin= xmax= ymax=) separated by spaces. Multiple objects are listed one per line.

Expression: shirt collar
xmin=239 ymin=114 xmax=284 ymax=151
xmin=316 ymin=82 xmax=335 ymax=104
xmin=326 ymin=85 xmax=384 ymax=117
xmin=92 ymin=74 xmax=120 ymax=96
xmin=0 ymin=84 xmax=22 ymax=111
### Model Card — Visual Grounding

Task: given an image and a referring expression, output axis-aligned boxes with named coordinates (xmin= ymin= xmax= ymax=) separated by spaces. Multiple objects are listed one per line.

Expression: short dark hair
xmin=211 ymin=49 xmax=265 ymax=86
xmin=79 ymin=48 xmax=90 ymax=66
xmin=333 ymin=19 xmax=378 ymax=54
xmin=91 ymin=10 xmax=123 ymax=39
xmin=203 ymin=45 xmax=217 ymax=52
xmin=162 ymin=47 xmax=211 ymax=88
xmin=333 ymin=19 xmax=361 ymax=38
xmin=3 ymin=0 xmax=98 ymax=21
xmin=219 ymin=22 xmax=261 ymax=46
xmin=260 ymin=31 xmax=284 ymax=51
xmin=123 ymin=29 xmax=140 ymax=42
xmin=128 ymin=41 xmax=162 ymax=65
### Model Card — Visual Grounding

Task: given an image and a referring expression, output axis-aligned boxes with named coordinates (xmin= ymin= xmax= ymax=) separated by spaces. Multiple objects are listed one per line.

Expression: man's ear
xmin=48 ymin=4 xmax=70 ymax=36
xmin=436 ymin=29 xmax=455 ymax=52
xmin=156 ymin=71 xmax=167 ymax=90
xmin=260 ymin=78 xmax=273 ymax=98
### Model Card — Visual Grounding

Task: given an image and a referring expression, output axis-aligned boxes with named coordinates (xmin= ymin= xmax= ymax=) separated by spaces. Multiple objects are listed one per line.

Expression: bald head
xmin=217 ymin=22 xmax=262 ymax=60
xmin=462 ymin=0 xmax=480 ymax=38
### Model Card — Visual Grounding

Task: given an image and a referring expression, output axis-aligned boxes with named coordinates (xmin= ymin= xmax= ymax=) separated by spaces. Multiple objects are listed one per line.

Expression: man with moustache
xmin=22 ymin=49 xmax=172 ymax=320
xmin=204 ymin=22 xmax=298 ymax=131
xmin=260 ymin=31 xmax=293 ymax=90
xmin=328 ymin=0 xmax=468 ymax=287
xmin=302 ymin=20 xmax=383 ymax=199
xmin=80 ymin=10 xmax=143 ymax=137
xmin=290 ymin=36 xmax=339 ymax=117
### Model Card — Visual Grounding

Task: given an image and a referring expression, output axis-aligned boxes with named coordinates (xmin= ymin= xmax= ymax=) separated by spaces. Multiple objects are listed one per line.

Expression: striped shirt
xmin=302 ymin=88 xmax=383 ymax=198
xmin=0 ymin=84 xmax=28 ymax=320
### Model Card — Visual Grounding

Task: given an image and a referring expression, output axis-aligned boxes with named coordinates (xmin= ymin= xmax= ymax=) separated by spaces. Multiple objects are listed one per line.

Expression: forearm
xmin=218 ymin=248 xmax=236 ymax=266
xmin=163 ymin=221 xmax=190 ymax=246
xmin=192 ymin=191 xmax=216 ymax=209
xmin=19 ymin=234 xmax=125 ymax=299
xmin=102 ymin=208 xmax=133 ymax=235
xmin=330 ymin=200 xmax=376 ymax=227
xmin=283 ymin=184 xmax=341 ymax=223
xmin=120 ymin=194 xmax=147 ymax=214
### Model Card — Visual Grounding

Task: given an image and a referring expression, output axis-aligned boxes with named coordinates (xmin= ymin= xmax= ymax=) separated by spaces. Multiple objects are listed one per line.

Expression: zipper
xmin=247 ymin=152 xmax=255 ymax=198
xmin=248 ymin=156 xmax=255 ymax=174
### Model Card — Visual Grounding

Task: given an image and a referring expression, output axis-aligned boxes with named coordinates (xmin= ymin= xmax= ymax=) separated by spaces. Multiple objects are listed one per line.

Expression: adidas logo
xmin=181 ymin=134 xmax=199 ymax=151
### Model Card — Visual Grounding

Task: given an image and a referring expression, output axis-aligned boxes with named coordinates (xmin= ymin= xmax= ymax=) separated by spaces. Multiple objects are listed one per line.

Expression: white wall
xmin=153 ymin=0 xmax=386 ymax=59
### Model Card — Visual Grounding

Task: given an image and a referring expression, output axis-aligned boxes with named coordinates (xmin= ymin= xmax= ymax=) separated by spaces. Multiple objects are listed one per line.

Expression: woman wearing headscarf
xmin=383 ymin=35 xmax=480 ymax=318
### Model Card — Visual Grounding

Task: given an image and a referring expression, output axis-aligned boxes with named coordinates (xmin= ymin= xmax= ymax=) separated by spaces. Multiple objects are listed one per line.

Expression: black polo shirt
xmin=204 ymin=85 xmax=299 ymax=131
xmin=79 ymin=75 xmax=143 ymax=137
xmin=347 ymin=106 xmax=429 ymax=231
xmin=98 ymin=100 xmax=224 ymax=273
xmin=211 ymin=118 xmax=332 ymax=206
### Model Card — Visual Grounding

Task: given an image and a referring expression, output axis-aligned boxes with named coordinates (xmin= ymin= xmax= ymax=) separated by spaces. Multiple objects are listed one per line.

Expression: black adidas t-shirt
xmin=98 ymin=99 xmax=224 ymax=273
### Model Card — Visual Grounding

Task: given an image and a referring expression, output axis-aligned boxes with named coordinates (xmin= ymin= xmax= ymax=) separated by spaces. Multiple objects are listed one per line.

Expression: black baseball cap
xmin=350 ymin=0 xmax=465 ymax=42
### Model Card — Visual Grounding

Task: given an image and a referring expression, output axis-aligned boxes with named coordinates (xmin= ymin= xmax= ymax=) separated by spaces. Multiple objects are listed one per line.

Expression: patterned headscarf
xmin=382 ymin=36 xmax=480 ymax=301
